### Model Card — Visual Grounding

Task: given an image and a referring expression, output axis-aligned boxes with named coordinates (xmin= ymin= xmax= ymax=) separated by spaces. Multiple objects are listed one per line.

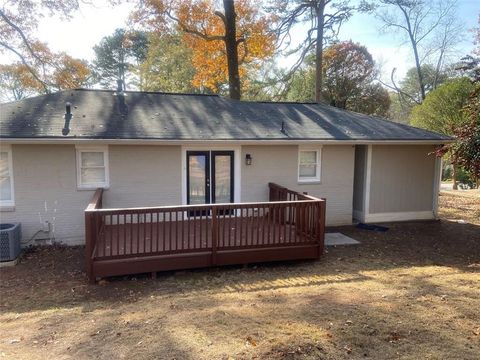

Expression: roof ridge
xmin=74 ymin=88 xmax=219 ymax=97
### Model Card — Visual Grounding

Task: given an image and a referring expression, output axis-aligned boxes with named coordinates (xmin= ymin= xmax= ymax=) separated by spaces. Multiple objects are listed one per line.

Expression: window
xmin=0 ymin=147 xmax=14 ymax=207
xmin=298 ymin=148 xmax=321 ymax=183
xmin=76 ymin=146 xmax=109 ymax=189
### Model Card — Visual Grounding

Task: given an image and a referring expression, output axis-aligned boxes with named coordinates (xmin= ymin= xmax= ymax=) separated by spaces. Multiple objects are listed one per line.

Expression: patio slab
xmin=325 ymin=232 xmax=360 ymax=246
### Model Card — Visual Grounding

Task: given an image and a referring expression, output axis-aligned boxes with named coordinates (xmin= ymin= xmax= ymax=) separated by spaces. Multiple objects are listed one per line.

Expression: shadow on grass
xmin=1 ymin=220 xmax=478 ymax=314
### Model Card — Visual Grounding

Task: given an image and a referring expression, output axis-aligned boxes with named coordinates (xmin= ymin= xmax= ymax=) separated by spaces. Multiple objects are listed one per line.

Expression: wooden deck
xmin=96 ymin=219 xmax=301 ymax=258
xmin=85 ymin=183 xmax=326 ymax=282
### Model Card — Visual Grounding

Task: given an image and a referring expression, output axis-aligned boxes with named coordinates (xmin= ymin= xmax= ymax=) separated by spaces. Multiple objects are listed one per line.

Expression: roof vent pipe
xmin=65 ymin=102 xmax=71 ymax=115
xmin=281 ymin=120 xmax=286 ymax=135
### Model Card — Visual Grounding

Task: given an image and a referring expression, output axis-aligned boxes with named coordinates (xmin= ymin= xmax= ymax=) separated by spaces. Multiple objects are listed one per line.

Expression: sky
xmin=2 ymin=0 xmax=479 ymax=85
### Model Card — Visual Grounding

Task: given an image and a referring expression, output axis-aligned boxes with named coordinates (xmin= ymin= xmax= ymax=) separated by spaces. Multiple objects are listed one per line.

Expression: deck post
xmin=317 ymin=200 xmax=326 ymax=257
xmin=84 ymin=188 xmax=103 ymax=284
xmin=85 ymin=211 xmax=95 ymax=283
xmin=211 ymin=206 xmax=218 ymax=266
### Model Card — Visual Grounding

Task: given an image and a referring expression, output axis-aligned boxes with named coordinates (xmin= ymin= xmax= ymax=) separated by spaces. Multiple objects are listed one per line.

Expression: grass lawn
xmin=0 ymin=191 xmax=479 ymax=360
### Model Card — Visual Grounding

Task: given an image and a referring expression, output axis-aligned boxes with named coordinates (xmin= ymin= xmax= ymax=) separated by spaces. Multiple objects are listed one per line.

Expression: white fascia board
xmin=0 ymin=138 xmax=453 ymax=146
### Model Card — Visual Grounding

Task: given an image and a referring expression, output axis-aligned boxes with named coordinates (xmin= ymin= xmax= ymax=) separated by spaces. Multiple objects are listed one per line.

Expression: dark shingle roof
xmin=0 ymin=89 xmax=450 ymax=141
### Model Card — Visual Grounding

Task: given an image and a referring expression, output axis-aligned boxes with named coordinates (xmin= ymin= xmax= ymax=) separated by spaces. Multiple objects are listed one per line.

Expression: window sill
xmin=0 ymin=205 xmax=15 ymax=212
xmin=77 ymin=185 xmax=109 ymax=191
xmin=297 ymin=180 xmax=321 ymax=185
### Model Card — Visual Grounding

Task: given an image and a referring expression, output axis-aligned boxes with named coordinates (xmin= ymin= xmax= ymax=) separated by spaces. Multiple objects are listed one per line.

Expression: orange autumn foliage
xmin=133 ymin=0 xmax=276 ymax=92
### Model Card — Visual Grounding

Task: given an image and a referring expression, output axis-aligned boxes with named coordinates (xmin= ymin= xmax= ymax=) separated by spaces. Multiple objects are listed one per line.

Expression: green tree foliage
xmin=411 ymin=77 xmax=476 ymax=189
xmin=400 ymin=64 xmax=452 ymax=104
xmin=410 ymin=78 xmax=474 ymax=135
xmin=92 ymin=28 xmax=149 ymax=89
xmin=140 ymin=34 xmax=197 ymax=93
xmin=284 ymin=55 xmax=315 ymax=102
xmin=388 ymin=92 xmax=412 ymax=124
xmin=388 ymin=64 xmax=454 ymax=123
xmin=284 ymin=41 xmax=390 ymax=116
xmin=454 ymin=101 xmax=480 ymax=180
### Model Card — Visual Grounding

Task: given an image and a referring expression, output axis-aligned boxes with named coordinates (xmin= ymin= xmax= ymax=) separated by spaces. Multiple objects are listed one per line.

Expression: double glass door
xmin=187 ymin=151 xmax=234 ymax=206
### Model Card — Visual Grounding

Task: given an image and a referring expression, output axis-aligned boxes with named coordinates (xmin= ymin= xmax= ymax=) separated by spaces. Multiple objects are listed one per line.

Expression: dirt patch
xmin=0 ymin=193 xmax=479 ymax=359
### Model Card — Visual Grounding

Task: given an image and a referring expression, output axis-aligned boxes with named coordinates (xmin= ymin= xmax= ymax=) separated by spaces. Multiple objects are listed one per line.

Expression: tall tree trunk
xmin=452 ymin=164 xmax=458 ymax=190
xmin=315 ymin=0 xmax=325 ymax=103
xmin=223 ymin=0 xmax=241 ymax=100
xmin=400 ymin=6 xmax=426 ymax=101
xmin=411 ymin=38 xmax=426 ymax=101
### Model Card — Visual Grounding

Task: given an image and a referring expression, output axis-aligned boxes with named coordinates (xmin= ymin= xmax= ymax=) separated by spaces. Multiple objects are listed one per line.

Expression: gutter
xmin=0 ymin=138 xmax=454 ymax=146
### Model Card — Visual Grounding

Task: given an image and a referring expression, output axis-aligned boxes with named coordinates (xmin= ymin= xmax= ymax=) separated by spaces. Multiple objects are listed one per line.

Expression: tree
xmin=283 ymin=41 xmax=391 ymax=116
xmin=410 ymin=77 xmax=475 ymax=188
xmin=0 ymin=54 xmax=91 ymax=103
xmin=272 ymin=0 xmax=372 ymax=102
xmin=387 ymin=64 xmax=454 ymax=123
xmin=376 ymin=0 xmax=462 ymax=102
xmin=452 ymin=104 xmax=480 ymax=183
xmin=438 ymin=18 xmax=480 ymax=185
xmin=388 ymin=91 xmax=412 ymax=123
xmin=92 ymin=28 xmax=149 ymax=90
xmin=0 ymin=0 xmax=112 ymax=92
xmin=284 ymin=65 xmax=316 ymax=102
xmin=52 ymin=54 xmax=91 ymax=90
xmin=132 ymin=0 xmax=275 ymax=99
xmin=140 ymin=33 xmax=197 ymax=93
xmin=0 ymin=63 xmax=40 ymax=102
xmin=322 ymin=41 xmax=390 ymax=114
xmin=399 ymin=64 xmax=453 ymax=103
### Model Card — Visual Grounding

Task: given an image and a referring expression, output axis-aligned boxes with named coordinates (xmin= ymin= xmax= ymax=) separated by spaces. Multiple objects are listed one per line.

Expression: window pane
xmin=0 ymin=152 xmax=9 ymax=178
xmin=0 ymin=176 xmax=11 ymax=201
xmin=81 ymin=168 xmax=106 ymax=184
xmin=300 ymin=151 xmax=316 ymax=164
xmin=215 ymin=155 xmax=231 ymax=203
xmin=81 ymin=152 xmax=104 ymax=167
xmin=299 ymin=164 xmax=317 ymax=178
xmin=188 ymin=155 xmax=207 ymax=204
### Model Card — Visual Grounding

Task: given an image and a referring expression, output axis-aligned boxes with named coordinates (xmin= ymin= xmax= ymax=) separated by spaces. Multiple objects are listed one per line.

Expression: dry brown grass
xmin=0 ymin=192 xmax=479 ymax=360
xmin=438 ymin=190 xmax=480 ymax=224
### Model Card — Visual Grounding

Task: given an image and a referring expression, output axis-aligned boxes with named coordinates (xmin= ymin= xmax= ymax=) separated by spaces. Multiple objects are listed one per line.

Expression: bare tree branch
xmin=164 ymin=10 xmax=225 ymax=42
xmin=0 ymin=41 xmax=50 ymax=92
xmin=0 ymin=9 xmax=45 ymax=64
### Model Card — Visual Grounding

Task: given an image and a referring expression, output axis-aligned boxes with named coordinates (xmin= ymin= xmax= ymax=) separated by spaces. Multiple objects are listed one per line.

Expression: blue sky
xmin=336 ymin=0 xmax=479 ymax=81
xmin=2 ymin=0 xmax=479 ymax=85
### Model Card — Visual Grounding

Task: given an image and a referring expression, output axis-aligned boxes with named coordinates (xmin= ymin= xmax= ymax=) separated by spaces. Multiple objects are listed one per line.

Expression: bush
xmin=442 ymin=166 xmax=452 ymax=181
xmin=456 ymin=167 xmax=477 ymax=189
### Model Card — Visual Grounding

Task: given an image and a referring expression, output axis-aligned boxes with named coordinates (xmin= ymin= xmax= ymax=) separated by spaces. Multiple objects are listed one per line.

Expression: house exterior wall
xmin=0 ymin=145 xmax=93 ymax=245
xmin=3 ymin=143 xmax=416 ymax=246
xmin=105 ymin=145 xmax=182 ymax=208
xmin=368 ymin=145 xmax=436 ymax=216
xmin=0 ymin=145 xmax=184 ymax=246
xmin=241 ymin=145 xmax=355 ymax=226
xmin=352 ymin=145 xmax=367 ymax=215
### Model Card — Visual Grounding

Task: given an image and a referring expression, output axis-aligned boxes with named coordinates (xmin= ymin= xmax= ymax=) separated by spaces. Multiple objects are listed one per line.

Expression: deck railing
xmin=85 ymin=183 xmax=325 ymax=282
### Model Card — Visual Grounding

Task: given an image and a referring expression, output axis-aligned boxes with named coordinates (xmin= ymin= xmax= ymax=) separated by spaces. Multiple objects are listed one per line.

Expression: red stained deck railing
xmin=85 ymin=183 xmax=325 ymax=282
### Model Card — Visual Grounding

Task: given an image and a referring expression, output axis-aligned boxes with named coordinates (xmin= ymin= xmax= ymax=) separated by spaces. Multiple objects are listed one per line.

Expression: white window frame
xmin=298 ymin=146 xmax=322 ymax=183
xmin=0 ymin=145 xmax=15 ymax=208
xmin=76 ymin=146 xmax=110 ymax=190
